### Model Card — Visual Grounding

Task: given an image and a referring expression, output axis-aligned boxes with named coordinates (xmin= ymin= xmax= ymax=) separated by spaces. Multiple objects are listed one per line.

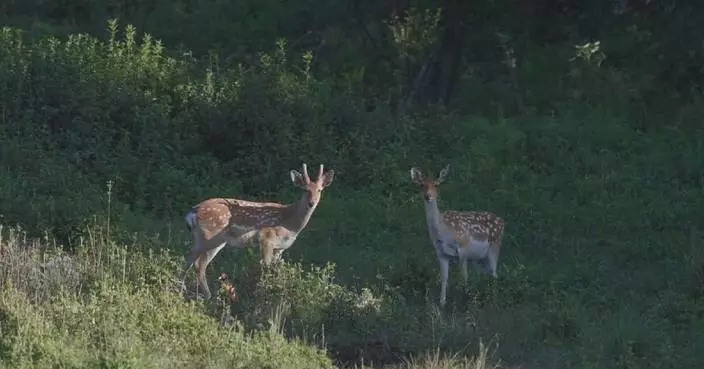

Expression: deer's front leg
xmin=459 ymin=254 xmax=469 ymax=286
xmin=259 ymin=241 xmax=275 ymax=266
xmin=272 ymin=248 xmax=285 ymax=264
xmin=438 ymin=256 xmax=450 ymax=307
xmin=259 ymin=227 xmax=296 ymax=266
xmin=258 ymin=229 xmax=279 ymax=267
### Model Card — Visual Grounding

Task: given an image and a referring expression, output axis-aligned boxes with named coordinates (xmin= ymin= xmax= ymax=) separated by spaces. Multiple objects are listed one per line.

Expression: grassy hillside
xmin=0 ymin=20 xmax=703 ymax=368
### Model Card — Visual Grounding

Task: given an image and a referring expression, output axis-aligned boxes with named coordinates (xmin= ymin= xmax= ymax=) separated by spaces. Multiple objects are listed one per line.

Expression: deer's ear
xmin=436 ymin=165 xmax=450 ymax=184
xmin=410 ymin=167 xmax=424 ymax=185
xmin=290 ymin=170 xmax=307 ymax=188
xmin=321 ymin=169 xmax=335 ymax=187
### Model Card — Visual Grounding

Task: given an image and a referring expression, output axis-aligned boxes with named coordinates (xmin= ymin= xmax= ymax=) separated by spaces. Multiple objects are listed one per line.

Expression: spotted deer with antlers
xmin=183 ymin=163 xmax=335 ymax=299
xmin=410 ymin=165 xmax=504 ymax=306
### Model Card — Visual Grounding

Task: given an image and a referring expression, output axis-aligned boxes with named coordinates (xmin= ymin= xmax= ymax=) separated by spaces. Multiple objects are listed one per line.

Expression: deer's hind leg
xmin=182 ymin=230 xmax=208 ymax=289
xmin=192 ymin=230 xmax=256 ymax=299
xmin=486 ymin=242 xmax=501 ymax=277
xmin=194 ymin=241 xmax=227 ymax=299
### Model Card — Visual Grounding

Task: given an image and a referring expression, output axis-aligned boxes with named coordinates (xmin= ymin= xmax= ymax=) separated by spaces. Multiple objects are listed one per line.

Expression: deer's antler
xmin=302 ymin=163 xmax=311 ymax=183
xmin=317 ymin=164 xmax=325 ymax=183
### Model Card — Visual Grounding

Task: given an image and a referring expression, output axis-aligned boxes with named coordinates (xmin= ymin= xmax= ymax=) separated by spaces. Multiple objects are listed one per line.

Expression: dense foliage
xmin=0 ymin=1 xmax=703 ymax=368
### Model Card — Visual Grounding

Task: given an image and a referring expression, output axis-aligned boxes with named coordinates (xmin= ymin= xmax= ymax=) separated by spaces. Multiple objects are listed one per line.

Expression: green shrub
xmin=0 ymin=225 xmax=334 ymax=369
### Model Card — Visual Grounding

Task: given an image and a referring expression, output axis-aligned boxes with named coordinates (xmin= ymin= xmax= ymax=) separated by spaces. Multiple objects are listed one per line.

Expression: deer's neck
xmin=424 ymin=199 xmax=461 ymax=257
xmin=424 ymin=199 xmax=445 ymax=237
xmin=280 ymin=196 xmax=317 ymax=233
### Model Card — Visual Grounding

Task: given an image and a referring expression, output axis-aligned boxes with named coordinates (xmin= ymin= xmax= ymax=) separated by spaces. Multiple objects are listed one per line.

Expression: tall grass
xmin=0 ymin=221 xmax=339 ymax=368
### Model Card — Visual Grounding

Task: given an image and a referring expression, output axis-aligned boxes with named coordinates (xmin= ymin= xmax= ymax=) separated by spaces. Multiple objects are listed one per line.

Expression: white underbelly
xmin=460 ymin=239 xmax=490 ymax=260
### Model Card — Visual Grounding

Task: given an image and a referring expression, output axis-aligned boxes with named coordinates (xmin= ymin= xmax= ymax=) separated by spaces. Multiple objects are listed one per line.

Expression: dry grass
xmin=396 ymin=342 xmax=505 ymax=369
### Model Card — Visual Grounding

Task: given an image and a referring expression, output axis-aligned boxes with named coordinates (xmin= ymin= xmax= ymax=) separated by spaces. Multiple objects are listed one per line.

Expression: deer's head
xmin=410 ymin=165 xmax=449 ymax=202
xmin=290 ymin=163 xmax=335 ymax=208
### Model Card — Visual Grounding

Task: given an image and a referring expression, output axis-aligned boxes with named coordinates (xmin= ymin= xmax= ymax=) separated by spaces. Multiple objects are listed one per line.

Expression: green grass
xmin=0 ymin=21 xmax=703 ymax=368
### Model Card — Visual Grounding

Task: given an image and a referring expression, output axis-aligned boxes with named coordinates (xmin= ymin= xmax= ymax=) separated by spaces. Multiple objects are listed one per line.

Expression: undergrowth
xmin=0 ymin=223 xmax=505 ymax=369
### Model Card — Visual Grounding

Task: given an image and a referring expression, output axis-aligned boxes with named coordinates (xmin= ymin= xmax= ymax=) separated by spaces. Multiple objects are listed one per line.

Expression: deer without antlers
xmin=410 ymin=165 xmax=504 ymax=307
xmin=183 ymin=163 xmax=335 ymax=299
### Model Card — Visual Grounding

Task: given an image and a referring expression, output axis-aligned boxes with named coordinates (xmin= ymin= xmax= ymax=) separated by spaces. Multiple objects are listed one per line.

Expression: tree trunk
xmin=414 ymin=0 xmax=467 ymax=107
